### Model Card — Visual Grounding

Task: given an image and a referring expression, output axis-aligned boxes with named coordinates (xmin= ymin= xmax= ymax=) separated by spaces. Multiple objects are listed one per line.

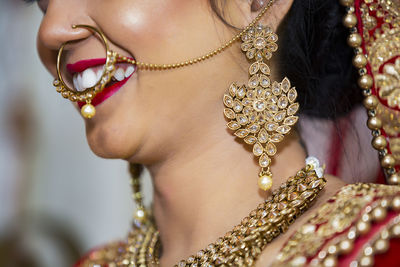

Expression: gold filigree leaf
xmin=223 ymin=94 xmax=233 ymax=108
xmin=235 ymin=129 xmax=249 ymax=138
xmin=287 ymin=103 xmax=300 ymax=116
xmin=284 ymin=116 xmax=298 ymax=126
xmin=253 ymin=142 xmax=264 ymax=156
xmin=249 ymin=62 xmax=260 ymax=75
xmin=281 ymin=77 xmax=291 ymax=93
xmin=288 ymin=88 xmax=298 ymax=103
xmin=258 ymin=128 xmax=269 ymax=143
xmin=266 ymin=142 xmax=277 ymax=156
xmin=259 ymin=153 xmax=271 ymax=168
xmin=244 ymin=135 xmax=257 ymax=145
xmin=227 ymin=121 xmax=241 ymax=131
xmin=224 ymin=108 xmax=236 ymax=119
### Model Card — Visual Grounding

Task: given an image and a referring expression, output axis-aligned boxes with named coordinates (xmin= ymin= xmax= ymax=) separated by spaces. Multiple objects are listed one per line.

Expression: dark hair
xmin=210 ymin=0 xmax=362 ymax=119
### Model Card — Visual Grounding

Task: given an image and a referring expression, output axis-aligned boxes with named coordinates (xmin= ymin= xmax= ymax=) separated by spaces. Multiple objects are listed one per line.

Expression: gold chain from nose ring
xmin=118 ymin=0 xmax=276 ymax=70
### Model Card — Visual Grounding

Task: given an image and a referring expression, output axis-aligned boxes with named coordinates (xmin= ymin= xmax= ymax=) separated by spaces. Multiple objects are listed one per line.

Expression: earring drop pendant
xmin=81 ymin=102 xmax=96 ymax=118
xmin=258 ymin=169 xmax=273 ymax=191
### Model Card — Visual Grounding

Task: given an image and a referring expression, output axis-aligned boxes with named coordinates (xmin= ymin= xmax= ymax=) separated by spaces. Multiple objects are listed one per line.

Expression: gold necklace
xmin=120 ymin=161 xmax=326 ymax=267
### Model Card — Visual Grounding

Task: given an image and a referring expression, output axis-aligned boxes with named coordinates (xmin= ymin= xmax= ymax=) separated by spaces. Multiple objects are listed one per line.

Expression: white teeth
xmin=77 ymin=74 xmax=84 ymax=92
xmin=125 ymin=66 xmax=135 ymax=78
xmin=114 ymin=68 xmax=125 ymax=82
xmin=73 ymin=75 xmax=79 ymax=91
xmin=81 ymin=68 xmax=98 ymax=89
xmin=96 ymin=68 xmax=103 ymax=82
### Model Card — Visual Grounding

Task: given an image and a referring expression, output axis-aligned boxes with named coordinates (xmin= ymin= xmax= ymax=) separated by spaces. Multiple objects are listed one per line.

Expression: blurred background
xmin=0 ymin=1 xmax=151 ymax=266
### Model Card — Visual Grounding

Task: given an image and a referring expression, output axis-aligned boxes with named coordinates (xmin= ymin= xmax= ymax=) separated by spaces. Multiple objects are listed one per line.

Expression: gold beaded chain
xmin=118 ymin=0 xmax=276 ymax=70
xmin=122 ymin=163 xmax=326 ymax=267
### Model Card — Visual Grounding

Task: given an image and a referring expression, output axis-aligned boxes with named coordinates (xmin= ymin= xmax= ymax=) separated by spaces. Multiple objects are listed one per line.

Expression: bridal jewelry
xmin=118 ymin=158 xmax=325 ymax=267
xmin=53 ymin=0 xmax=277 ymax=119
xmin=223 ymin=25 xmax=299 ymax=191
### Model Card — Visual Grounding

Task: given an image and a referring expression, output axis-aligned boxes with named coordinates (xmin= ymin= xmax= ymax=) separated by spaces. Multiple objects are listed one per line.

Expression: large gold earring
xmin=53 ymin=24 xmax=118 ymax=119
xmin=223 ymin=24 xmax=299 ymax=191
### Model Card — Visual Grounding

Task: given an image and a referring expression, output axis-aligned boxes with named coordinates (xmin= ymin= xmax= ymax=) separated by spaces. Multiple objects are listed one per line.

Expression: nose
xmin=38 ymin=0 xmax=94 ymax=50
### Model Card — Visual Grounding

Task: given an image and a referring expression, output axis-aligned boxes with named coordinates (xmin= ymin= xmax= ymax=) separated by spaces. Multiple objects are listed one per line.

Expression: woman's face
xmin=36 ymin=0 xmax=268 ymax=163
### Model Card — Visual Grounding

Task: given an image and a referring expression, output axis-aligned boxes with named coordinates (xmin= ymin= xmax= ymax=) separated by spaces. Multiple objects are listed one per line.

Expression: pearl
xmin=343 ymin=13 xmax=357 ymax=28
xmin=339 ymin=239 xmax=354 ymax=254
xmin=339 ymin=0 xmax=354 ymax=6
xmin=363 ymin=95 xmax=378 ymax=109
xmin=381 ymin=155 xmax=395 ymax=168
xmin=135 ymin=208 xmax=147 ymax=222
xmin=372 ymin=136 xmax=387 ymax=150
xmin=323 ymin=256 xmax=338 ymax=267
xmin=356 ymin=221 xmax=371 ymax=235
xmin=353 ymin=54 xmax=367 ymax=68
xmin=258 ymin=175 xmax=273 ymax=191
xmin=392 ymin=196 xmax=400 ymax=210
xmin=367 ymin=117 xmax=382 ymax=130
xmin=81 ymin=103 xmax=96 ymax=119
xmin=359 ymin=255 xmax=373 ymax=267
xmin=374 ymin=239 xmax=389 ymax=253
xmin=389 ymin=173 xmax=400 ymax=185
xmin=358 ymin=74 xmax=373 ymax=89
xmin=348 ymin=33 xmax=362 ymax=47
xmin=391 ymin=224 xmax=400 ymax=237
xmin=371 ymin=207 xmax=386 ymax=221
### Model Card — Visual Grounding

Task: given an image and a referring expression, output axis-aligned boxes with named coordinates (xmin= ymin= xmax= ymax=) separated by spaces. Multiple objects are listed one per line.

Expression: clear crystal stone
xmin=265 ymin=89 xmax=272 ymax=97
xmin=242 ymin=98 xmax=252 ymax=106
xmin=224 ymin=108 xmax=236 ymax=119
xmin=236 ymin=86 xmax=246 ymax=99
xmin=246 ymin=89 xmax=255 ymax=98
xmin=227 ymin=121 xmax=240 ymax=130
xmin=258 ymin=129 xmax=269 ymax=143
xmin=254 ymin=37 xmax=267 ymax=49
xmin=253 ymin=142 xmax=264 ymax=156
xmin=237 ymin=114 xmax=249 ymax=125
xmin=268 ymin=104 xmax=278 ymax=112
xmin=243 ymin=106 xmax=252 ymax=115
xmin=229 ymin=83 xmax=237 ymax=97
xmin=287 ymin=103 xmax=300 ymax=115
xmin=249 ymin=75 xmax=259 ymax=88
xmin=274 ymin=111 xmax=286 ymax=122
xmin=244 ymin=135 xmax=257 ymax=144
xmin=248 ymin=123 xmax=260 ymax=133
xmin=255 ymin=51 xmax=264 ymax=61
xmin=233 ymin=100 xmax=243 ymax=112
xmin=235 ymin=129 xmax=249 ymax=138
xmin=246 ymin=49 xmax=255 ymax=59
xmin=249 ymin=62 xmax=260 ymax=75
xmin=266 ymin=142 xmax=277 ymax=156
xmin=263 ymin=111 xmax=274 ymax=122
xmin=276 ymin=125 xmax=291 ymax=134
xmin=284 ymin=116 xmax=298 ymax=126
xmin=268 ymin=33 xmax=278 ymax=42
xmin=241 ymin=42 xmax=252 ymax=51
xmin=253 ymin=100 xmax=266 ymax=112
xmin=268 ymin=42 xmax=278 ymax=52
xmin=270 ymin=134 xmax=284 ymax=143
xmin=223 ymin=94 xmax=233 ymax=108
xmin=259 ymin=154 xmax=271 ymax=168
xmin=259 ymin=75 xmax=270 ymax=88
xmin=288 ymin=88 xmax=297 ymax=103
xmin=266 ymin=122 xmax=278 ymax=131
xmin=278 ymin=96 xmax=288 ymax=109
xmin=272 ymin=82 xmax=281 ymax=95
xmin=281 ymin=77 xmax=291 ymax=92
xmin=260 ymin=63 xmax=270 ymax=75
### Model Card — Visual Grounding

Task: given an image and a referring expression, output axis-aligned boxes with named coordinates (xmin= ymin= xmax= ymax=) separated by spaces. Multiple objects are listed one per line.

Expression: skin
xmin=36 ymin=0 xmax=346 ymax=265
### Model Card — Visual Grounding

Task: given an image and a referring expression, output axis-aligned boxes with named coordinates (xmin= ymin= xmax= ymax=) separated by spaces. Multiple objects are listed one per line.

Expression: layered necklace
xmin=117 ymin=158 xmax=326 ymax=267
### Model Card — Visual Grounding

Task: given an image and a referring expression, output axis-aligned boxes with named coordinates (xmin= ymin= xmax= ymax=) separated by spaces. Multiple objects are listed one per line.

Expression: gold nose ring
xmin=53 ymin=24 xmax=118 ymax=118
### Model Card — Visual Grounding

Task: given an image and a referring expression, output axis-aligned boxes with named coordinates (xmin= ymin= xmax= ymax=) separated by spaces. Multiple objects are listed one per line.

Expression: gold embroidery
xmin=375 ymin=58 xmax=400 ymax=109
xmin=271 ymin=183 xmax=400 ymax=266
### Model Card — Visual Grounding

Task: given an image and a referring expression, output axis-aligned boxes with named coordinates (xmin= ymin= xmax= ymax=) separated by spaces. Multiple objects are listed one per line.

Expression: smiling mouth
xmin=67 ymin=58 xmax=136 ymax=108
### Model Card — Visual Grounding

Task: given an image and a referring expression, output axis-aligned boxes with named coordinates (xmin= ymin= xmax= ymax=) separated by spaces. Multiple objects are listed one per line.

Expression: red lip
xmin=67 ymin=58 xmax=106 ymax=74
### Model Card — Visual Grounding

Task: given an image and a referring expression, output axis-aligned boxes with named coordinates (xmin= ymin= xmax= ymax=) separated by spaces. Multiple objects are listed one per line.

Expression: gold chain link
xmin=118 ymin=0 xmax=276 ymax=70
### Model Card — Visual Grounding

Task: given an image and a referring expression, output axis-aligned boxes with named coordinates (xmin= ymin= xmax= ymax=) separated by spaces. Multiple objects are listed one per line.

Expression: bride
xmin=28 ymin=0 xmax=400 ymax=265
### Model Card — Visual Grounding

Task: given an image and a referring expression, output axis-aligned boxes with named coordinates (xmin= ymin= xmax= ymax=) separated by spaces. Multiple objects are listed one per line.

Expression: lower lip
xmin=77 ymin=74 xmax=133 ymax=109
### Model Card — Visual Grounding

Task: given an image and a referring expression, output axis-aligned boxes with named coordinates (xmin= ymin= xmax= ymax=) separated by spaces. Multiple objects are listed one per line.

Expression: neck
xmin=146 ymin=127 xmax=306 ymax=266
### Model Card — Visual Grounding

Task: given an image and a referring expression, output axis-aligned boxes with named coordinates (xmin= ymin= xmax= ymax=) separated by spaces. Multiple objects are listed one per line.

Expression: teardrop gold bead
xmin=81 ymin=103 xmax=96 ymax=119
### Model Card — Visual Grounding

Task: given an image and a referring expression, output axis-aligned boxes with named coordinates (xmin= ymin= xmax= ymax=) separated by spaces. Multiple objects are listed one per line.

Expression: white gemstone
xmin=253 ymin=100 xmax=266 ymax=112
xmin=305 ymin=156 xmax=320 ymax=170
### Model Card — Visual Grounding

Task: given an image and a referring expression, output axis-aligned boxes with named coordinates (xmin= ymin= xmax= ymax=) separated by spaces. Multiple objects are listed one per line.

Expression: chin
xmin=84 ymin=119 xmax=139 ymax=160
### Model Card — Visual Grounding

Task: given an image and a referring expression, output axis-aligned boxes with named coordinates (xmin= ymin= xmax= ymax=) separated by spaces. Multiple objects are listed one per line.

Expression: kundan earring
xmin=223 ymin=24 xmax=299 ymax=191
